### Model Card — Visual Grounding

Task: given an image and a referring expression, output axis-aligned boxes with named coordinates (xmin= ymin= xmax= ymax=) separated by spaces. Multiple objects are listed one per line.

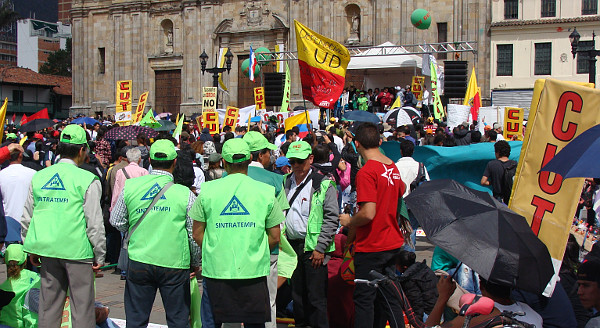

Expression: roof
xmin=491 ymin=15 xmax=600 ymax=28
xmin=0 ymin=66 xmax=71 ymax=95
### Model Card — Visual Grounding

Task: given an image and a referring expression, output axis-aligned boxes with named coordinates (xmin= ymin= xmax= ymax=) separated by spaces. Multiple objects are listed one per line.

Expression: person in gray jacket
xmin=283 ymin=140 xmax=339 ymax=328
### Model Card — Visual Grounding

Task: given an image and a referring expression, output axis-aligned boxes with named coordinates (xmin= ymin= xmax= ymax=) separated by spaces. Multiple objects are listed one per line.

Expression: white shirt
xmin=285 ymin=169 xmax=313 ymax=240
xmin=332 ymin=135 xmax=344 ymax=154
xmin=496 ymin=133 xmax=505 ymax=141
xmin=494 ymin=301 xmax=543 ymax=328
xmin=395 ymin=157 xmax=429 ymax=197
xmin=249 ymin=161 xmax=264 ymax=168
xmin=0 ymin=164 xmax=36 ymax=222
xmin=193 ymin=166 xmax=206 ymax=192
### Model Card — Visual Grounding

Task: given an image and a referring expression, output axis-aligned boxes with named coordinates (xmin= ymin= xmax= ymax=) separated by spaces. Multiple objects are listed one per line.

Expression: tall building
xmin=17 ymin=19 xmax=71 ymax=73
xmin=0 ymin=0 xmax=17 ymax=67
xmin=58 ymin=0 xmax=72 ymax=24
xmin=490 ymin=0 xmax=600 ymax=108
xmin=70 ymin=0 xmax=491 ymax=117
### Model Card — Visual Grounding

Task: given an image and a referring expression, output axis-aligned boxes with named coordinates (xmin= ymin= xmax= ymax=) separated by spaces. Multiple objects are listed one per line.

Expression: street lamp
xmin=569 ymin=27 xmax=599 ymax=85
xmin=200 ymin=49 xmax=234 ymax=104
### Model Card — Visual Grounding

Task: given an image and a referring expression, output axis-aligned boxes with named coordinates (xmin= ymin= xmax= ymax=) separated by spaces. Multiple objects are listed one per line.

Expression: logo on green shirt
xmin=141 ymin=183 xmax=167 ymax=201
xmin=220 ymin=196 xmax=250 ymax=216
xmin=41 ymin=173 xmax=66 ymax=191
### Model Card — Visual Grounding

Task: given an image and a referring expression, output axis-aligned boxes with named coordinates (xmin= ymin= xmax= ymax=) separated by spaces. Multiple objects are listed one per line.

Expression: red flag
xmin=20 ymin=114 xmax=28 ymax=125
xmin=471 ymin=91 xmax=481 ymax=121
xmin=28 ymin=108 xmax=49 ymax=121
xmin=11 ymin=113 xmax=15 ymax=124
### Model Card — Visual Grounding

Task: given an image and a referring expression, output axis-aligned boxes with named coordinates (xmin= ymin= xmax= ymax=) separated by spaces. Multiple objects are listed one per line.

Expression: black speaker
xmin=443 ymin=61 xmax=468 ymax=98
xmin=263 ymin=73 xmax=285 ymax=106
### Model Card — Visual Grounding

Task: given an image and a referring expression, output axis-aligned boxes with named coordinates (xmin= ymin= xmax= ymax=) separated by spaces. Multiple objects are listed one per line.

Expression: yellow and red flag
xmin=294 ymin=20 xmax=350 ymax=109
xmin=464 ymin=68 xmax=481 ymax=121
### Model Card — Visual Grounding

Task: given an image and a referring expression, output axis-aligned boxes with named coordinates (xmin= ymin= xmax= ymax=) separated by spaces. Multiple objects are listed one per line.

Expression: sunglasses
xmin=289 ymin=158 xmax=307 ymax=165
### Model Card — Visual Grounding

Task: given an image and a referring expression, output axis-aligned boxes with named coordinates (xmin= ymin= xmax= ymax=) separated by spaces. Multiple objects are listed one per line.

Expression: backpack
xmin=501 ymin=160 xmax=518 ymax=204
xmin=409 ymin=163 xmax=427 ymax=192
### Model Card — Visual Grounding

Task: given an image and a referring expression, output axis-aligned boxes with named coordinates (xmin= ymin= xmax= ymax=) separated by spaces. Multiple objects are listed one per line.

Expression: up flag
xmin=173 ymin=113 xmax=184 ymax=140
xmin=294 ymin=20 xmax=350 ymax=109
xmin=464 ymin=68 xmax=481 ymax=121
xmin=0 ymin=98 xmax=7 ymax=137
xmin=430 ymin=59 xmax=444 ymax=120
xmin=139 ymin=110 xmax=161 ymax=129
xmin=249 ymin=45 xmax=257 ymax=82
xmin=281 ymin=63 xmax=291 ymax=112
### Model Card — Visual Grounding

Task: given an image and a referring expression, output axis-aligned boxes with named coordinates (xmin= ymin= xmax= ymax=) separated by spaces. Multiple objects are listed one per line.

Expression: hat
xmin=395 ymin=86 xmax=402 ymax=91
xmin=5 ymin=244 xmax=26 ymax=265
xmin=33 ymin=133 xmax=44 ymax=140
xmin=426 ymin=128 xmax=433 ymax=134
xmin=383 ymin=132 xmax=393 ymax=138
xmin=461 ymin=121 xmax=470 ymax=128
xmin=222 ymin=138 xmax=251 ymax=163
xmin=275 ymin=156 xmax=290 ymax=168
xmin=330 ymin=117 xmax=337 ymax=122
xmin=60 ymin=125 xmax=87 ymax=145
xmin=484 ymin=125 xmax=492 ymax=131
xmin=578 ymin=260 xmax=600 ymax=284
xmin=150 ymin=139 xmax=177 ymax=160
xmin=6 ymin=133 xmax=17 ymax=140
xmin=208 ymin=152 xmax=222 ymax=163
xmin=286 ymin=141 xmax=312 ymax=160
xmin=382 ymin=123 xmax=392 ymax=132
xmin=427 ymin=117 xmax=434 ymax=123
xmin=243 ymin=131 xmax=277 ymax=152
xmin=493 ymin=123 xmax=502 ymax=130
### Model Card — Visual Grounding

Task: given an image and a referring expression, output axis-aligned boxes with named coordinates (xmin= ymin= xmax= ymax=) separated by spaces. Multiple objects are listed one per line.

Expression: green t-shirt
xmin=357 ymin=96 xmax=369 ymax=111
xmin=190 ymin=173 xmax=285 ymax=279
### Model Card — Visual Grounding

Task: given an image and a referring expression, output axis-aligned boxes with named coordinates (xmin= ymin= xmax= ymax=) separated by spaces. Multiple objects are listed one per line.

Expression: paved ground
xmin=0 ymin=236 xmax=435 ymax=326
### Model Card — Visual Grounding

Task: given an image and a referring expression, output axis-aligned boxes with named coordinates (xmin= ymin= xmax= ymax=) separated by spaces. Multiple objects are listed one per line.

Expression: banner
xmin=411 ymin=76 xmax=425 ymax=101
xmin=509 ymin=79 xmax=598 ymax=295
xmin=28 ymin=108 xmax=49 ymax=121
xmin=0 ymin=98 xmax=7 ymax=137
xmin=202 ymin=111 xmax=220 ymax=134
xmin=446 ymin=104 xmax=470 ymax=130
xmin=294 ymin=19 xmax=350 ymax=109
xmin=254 ymin=87 xmax=266 ymax=110
xmin=224 ymin=106 xmax=240 ymax=128
xmin=503 ymin=107 xmax=524 ymax=141
xmin=275 ymin=44 xmax=285 ymax=73
xmin=132 ymin=92 xmax=149 ymax=124
xmin=116 ymin=80 xmax=132 ymax=125
xmin=430 ymin=58 xmax=444 ymax=120
xmin=281 ymin=63 xmax=291 ymax=112
xmin=202 ymin=87 xmax=217 ymax=112
xmin=218 ymin=48 xmax=229 ymax=91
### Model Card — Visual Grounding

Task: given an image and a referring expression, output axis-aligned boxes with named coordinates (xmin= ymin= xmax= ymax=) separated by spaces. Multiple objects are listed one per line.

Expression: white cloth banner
xmin=446 ymin=104 xmax=470 ymax=130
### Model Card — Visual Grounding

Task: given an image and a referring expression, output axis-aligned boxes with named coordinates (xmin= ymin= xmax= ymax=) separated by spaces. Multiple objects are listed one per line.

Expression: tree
xmin=39 ymin=38 xmax=72 ymax=77
xmin=0 ymin=0 xmax=20 ymax=30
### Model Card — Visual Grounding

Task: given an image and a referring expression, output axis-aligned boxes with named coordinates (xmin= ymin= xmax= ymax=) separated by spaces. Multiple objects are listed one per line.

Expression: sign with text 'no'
xmin=202 ymin=87 xmax=217 ymax=112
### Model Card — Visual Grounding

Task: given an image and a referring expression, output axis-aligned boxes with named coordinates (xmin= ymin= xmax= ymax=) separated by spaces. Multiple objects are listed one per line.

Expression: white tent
xmin=347 ymin=42 xmax=423 ymax=70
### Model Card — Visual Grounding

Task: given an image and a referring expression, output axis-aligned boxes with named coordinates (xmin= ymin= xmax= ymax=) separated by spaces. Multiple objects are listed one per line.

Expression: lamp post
xmin=200 ymin=49 xmax=234 ymax=105
xmin=569 ymin=27 xmax=600 ymax=85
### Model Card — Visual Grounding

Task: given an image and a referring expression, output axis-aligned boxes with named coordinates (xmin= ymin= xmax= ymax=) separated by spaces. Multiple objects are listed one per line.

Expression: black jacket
xmin=396 ymin=260 xmax=438 ymax=319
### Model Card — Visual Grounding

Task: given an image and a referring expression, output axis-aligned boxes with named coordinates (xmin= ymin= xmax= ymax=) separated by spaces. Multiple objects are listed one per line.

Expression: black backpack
xmin=501 ymin=160 xmax=518 ymax=204
xmin=409 ymin=163 xmax=427 ymax=192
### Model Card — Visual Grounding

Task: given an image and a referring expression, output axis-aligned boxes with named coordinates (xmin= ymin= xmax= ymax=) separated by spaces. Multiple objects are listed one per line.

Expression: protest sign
xmin=224 ymin=106 xmax=240 ymax=128
xmin=411 ymin=76 xmax=425 ymax=101
xmin=202 ymin=87 xmax=217 ymax=112
xmin=116 ymin=80 xmax=132 ymax=125
xmin=503 ymin=107 xmax=524 ymax=140
xmin=202 ymin=111 xmax=220 ymax=134
xmin=254 ymin=87 xmax=266 ymax=110
xmin=446 ymin=104 xmax=470 ymax=130
xmin=132 ymin=92 xmax=149 ymax=124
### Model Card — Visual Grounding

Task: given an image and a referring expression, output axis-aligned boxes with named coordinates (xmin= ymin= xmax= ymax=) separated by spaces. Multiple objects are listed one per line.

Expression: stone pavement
xmin=0 ymin=236 xmax=434 ymax=326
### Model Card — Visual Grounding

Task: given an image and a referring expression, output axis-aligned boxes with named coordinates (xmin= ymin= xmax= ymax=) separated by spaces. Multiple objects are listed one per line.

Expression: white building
xmin=17 ymin=19 xmax=71 ymax=73
xmin=490 ymin=0 xmax=600 ymax=108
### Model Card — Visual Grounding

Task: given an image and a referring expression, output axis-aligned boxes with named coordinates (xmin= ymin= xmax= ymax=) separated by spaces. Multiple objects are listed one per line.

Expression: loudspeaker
xmin=443 ymin=61 xmax=468 ymax=98
xmin=263 ymin=73 xmax=285 ymax=106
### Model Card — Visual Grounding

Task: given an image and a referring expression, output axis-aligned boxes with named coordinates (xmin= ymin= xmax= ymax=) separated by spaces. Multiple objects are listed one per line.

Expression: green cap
xmin=287 ymin=141 xmax=312 ymax=159
xmin=222 ymin=138 xmax=251 ymax=163
xmin=60 ymin=125 xmax=88 ymax=145
xmin=150 ymin=139 xmax=177 ymax=160
xmin=243 ymin=131 xmax=277 ymax=152
xmin=6 ymin=133 xmax=17 ymax=140
xmin=5 ymin=244 xmax=26 ymax=265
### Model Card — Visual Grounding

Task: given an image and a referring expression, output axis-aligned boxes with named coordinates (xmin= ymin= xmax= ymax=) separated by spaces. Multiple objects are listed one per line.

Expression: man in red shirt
xmin=340 ymin=122 xmax=405 ymax=328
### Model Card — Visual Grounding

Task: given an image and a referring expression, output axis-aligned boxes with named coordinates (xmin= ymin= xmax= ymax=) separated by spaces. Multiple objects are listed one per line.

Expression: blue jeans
xmin=201 ymin=278 xmax=216 ymax=328
xmin=124 ymin=260 xmax=190 ymax=328
xmin=447 ymin=263 xmax=481 ymax=295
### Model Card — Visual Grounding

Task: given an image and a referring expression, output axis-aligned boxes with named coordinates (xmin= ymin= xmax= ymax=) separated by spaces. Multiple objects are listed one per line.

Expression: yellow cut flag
xmin=284 ymin=112 xmax=311 ymax=132
xmin=0 ymin=98 xmax=7 ymax=137
xmin=463 ymin=68 xmax=478 ymax=106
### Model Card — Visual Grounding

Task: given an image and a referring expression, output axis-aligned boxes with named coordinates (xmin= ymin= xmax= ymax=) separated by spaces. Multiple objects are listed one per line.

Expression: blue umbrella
xmin=540 ymin=124 xmax=600 ymax=179
xmin=342 ymin=110 xmax=381 ymax=124
xmin=71 ymin=117 xmax=99 ymax=125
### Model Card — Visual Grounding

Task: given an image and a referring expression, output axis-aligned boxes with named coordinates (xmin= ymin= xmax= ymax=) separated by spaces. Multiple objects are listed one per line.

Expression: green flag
xmin=139 ymin=110 xmax=162 ymax=128
xmin=430 ymin=60 xmax=445 ymax=120
xmin=173 ymin=113 xmax=185 ymax=140
xmin=281 ymin=63 xmax=291 ymax=112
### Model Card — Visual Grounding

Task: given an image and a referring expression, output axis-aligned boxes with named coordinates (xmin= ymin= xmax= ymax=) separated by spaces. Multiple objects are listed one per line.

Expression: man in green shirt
xmin=21 ymin=124 xmax=106 ymax=328
xmin=357 ymin=91 xmax=369 ymax=111
xmin=110 ymin=139 xmax=201 ymax=327
xmin=191 ymin=138 xmax=284 ymax=328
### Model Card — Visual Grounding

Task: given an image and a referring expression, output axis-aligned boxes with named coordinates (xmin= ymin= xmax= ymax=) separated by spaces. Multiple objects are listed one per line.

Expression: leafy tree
xmin=39 ymin=38 xmax=72 ymax=77
xmin=0 ymin=0 xmax=20 ymax=30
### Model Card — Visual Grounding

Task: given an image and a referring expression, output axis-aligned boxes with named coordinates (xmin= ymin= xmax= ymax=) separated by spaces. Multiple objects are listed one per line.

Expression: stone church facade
xmin=70 ymin=0 xmax=491 ymax=116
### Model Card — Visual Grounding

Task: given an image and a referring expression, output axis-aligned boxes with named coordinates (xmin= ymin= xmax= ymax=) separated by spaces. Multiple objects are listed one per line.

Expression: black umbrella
xmin=342 ymin=110 xmax=380 ymax=124
xmin=104 ymin=125 xmax=158 ymax=140
xmin=154 ymin=120 xmax=176 ymax=132
xmin=19 ymin=119 xmax=55 ymax=132
xmin=404 ymin=179 xmax=554 ymax=294
xmin=383 ymin=106 xmax=422 ymax=126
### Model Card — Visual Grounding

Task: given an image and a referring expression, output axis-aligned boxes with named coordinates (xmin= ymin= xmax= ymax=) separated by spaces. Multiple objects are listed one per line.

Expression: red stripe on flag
xmin=298 ymin=60 xmax=345 ymax=110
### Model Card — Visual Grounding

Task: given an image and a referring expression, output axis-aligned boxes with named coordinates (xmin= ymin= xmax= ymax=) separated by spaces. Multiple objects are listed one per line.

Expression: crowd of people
xmin=333 ymin=85 xmax=429 ymax=117
xmin=0 ymin=110 xmax=597 ymax=328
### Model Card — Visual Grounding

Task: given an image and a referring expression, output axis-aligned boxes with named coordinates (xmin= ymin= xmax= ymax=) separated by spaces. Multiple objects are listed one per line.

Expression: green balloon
xmin=254 ymin=47 xmax=271 ymax=64
xmin=411 ymin=9 xmax=431 ymax=30
xmin=241 ymin=58 xmax=261 ymax=78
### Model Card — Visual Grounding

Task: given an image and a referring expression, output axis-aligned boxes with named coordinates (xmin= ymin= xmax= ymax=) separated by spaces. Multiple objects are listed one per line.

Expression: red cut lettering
xmin=507 ymin=122 xmax=519 ymax=132
xmin=552 ymin=91 xmax=582 ymax=141
xmin=538 ymin=143 xmax=563 ymax=195
xmin=530 ymin=196 xmax=556 ymax=235
xmin=507 ymin=109 xmax=519 ymax=120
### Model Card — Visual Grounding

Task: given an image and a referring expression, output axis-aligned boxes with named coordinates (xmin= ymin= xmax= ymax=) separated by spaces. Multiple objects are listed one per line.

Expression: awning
xmin=31 ymin=20 xmax=58 ymax=33
xmin=348 ymin=42 xmax=423 ymax=70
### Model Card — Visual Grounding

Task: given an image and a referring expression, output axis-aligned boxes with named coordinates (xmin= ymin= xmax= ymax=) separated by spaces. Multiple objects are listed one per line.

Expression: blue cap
xmin=275 ymin=156 xmax=290 ymax=168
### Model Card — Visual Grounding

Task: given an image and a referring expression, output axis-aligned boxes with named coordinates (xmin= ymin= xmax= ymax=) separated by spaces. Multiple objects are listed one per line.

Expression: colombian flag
xmin=464 ymin=68 xmax=481 ymax=121
xmin=294 ymin=20 xmax=350 ymax=109
xmin=284 ymin=112 xmax=311 ymax=138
